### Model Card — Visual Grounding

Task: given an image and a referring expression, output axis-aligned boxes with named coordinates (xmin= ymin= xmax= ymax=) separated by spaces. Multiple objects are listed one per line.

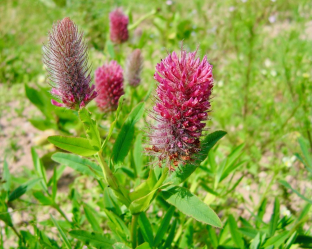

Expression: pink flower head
xmin=109 ymin=8 xmax=129 ymax=44
xmin=95 ymin=61 xmax=124 ymax=112
xmin=125 ymin=49 xmax=143 ymax=87
xmin=148 ymin=48 xmax=213 ymax=171
xmin=43 ymin=17 xmax=97 ymax=110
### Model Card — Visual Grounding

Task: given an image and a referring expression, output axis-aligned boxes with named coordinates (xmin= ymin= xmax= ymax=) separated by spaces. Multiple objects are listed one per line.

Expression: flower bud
xmin=125 ymin=49 xmax=143 ymax=87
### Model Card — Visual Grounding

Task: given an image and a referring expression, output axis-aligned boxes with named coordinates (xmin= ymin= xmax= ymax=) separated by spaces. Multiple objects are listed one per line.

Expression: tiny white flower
xmin=217 ymin=80 xmax=224 ymax=87
xmin=270 ymin=70 xmax=277 ymax=77
xmin=229 ymin=6 xmax=235 ymax=12
xmin=264 ymin=58 xmax=272 ymax=68
xmin=269 ymin=15 xmax=276 ymax=23
xmin=282 ymin=207 xmax=291 ymax=217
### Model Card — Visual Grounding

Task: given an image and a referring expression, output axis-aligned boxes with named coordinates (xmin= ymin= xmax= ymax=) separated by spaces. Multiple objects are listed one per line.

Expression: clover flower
xmin=43 ymin=17 xmax=97 ymax=110
xmin=95 ymin=61 xmax=124 ymax=112
xmin=125 ymin=49 xmax=143 ymax=87
xmin=148 ymin=49 xmax=213 ymax=171
xmin=109 ymin=8 xmax=129 ymax=44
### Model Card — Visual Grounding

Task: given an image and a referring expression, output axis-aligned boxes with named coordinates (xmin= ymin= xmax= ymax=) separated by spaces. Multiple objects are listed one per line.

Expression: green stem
xmin=131 ymin=214 xmax=139 ymax=249
xmin=97 ymin=151 xmax=131 ymax=206
xmin=10 ymin=225 xmax=21 ymax=239
xmin=54 ymin=205 xmax=71 ymax=224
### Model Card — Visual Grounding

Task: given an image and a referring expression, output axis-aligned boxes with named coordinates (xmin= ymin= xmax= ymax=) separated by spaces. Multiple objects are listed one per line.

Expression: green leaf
xmin=179 ymin=221 xmax=194 ymax=248
xmin=284 ymin=232 xmax=297 ymax=249
xmin=106 ymin=40 xmax=115 ymax=59
xmin=48 ymin=136 xmax=98 ymax=156
xmin=279 ymin=180 xmax=312 ymax=204
xmin=3 ymin=160 xmax=10 ymax=192
xmin=101 ymin=96 xmax=124 ymax=151
xmin=83 ymin=204 xmax=102 ymax=233
xmin=133 ymin=133 xmax=143 ymax=177
xmin=69 ymin=230 xmax=114 ymax=248
xmin=162 ymin=219 xmax=177 ymax=249
xmin=138 ymin=212 xmax=154 ymax=247
xmin=33 ymin=191 xmax=53 ymax=205
xmin=29 ymin=118 xmax=57 ymax=131
xmin=31 ymin=147 xmax=48 ymax=193
xmin=8 ymin=178 xmax=41 ymax=202
xmin=237 ymin=227 xmax=258 ymax=239
xmin=130 ymin=169 xmax=157 ymax=202
xmin=25 ymin=84 xmax=53 ymax=119
xmin=79 ymin=108 xmax=101 ymax=150
xmin=52 ymin=167 xmax=57 ymax=201
xmin=103 ymin=187 xmax=122 ymax=216
xmin=52 ymin=152 xmax=102 ymax=179
xmin=298 ymin=136 xmax=312 ymax=169
xmin=161 ymin=186 xmax=222 ymax=227
xmin=263 ymin=231 xmax=289 ymax=248
xmin=113 ymin=242 xmax=131 ymax=249
xmin=269 ymin=198 xmax=280 ymax=236
xmin=154 ymin=206 xmax=175 ymax=246
xmin=228 ymin=215 xmax=244 ymax=249
xmin=136 ymin=242 xmax=151 ymax=249
xmin=206 ymin=225 xmax=218 ymax=249
xmin=256 ymin=198 xmax=267 ymax=228
xmin=129 ymin=169 xmax=169 ymax=214
xmin=112 ymin=102 xmax=145 ymax=164
xmin=165 ymin=131 xmax=226 ymax=185
xmin=50 ymin=214 xmax=71 ymax=249
xmin=104 ymin=209 xmax=130 ymax=243
xmin=0 ymin=200 xmax=13 ymax=227
xmin=250 ymin=233 xmax=260 ymax=249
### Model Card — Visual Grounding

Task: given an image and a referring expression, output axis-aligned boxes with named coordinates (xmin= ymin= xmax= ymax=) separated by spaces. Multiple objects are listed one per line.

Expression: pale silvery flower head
xmin=43 ymin=17 xmax=97 ymax=110
xmin=125 ymin=49 xmax=143 ymax=87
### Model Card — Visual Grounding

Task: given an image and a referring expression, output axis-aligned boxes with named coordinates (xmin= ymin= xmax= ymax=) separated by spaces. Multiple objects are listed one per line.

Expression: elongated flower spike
xmin=109 ymin=8 xmax=129 ymax=44
xmin=43 ymin=17 xmax=97 ymax=110
xmin=125 ymin=49 xmax=143 ymax=87
xmin=95 ymin=61 xmax=124 ymax=112
xmin=147 ymin=48 xmax=213 ymax=171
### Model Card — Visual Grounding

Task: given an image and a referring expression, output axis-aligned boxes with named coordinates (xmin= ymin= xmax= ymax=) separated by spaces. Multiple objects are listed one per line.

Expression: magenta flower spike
xmin=125 ymin=49 xmax=143 ymax=87
xmin=95 ymin=61 xmax=124 ymax=112
xmin=43 ymin=17 xmax=97 ymax=110
xmin=148 ymin=48 xmax=213 ymax=171
xmin=109 ymin=8 xmax=129 ymax=44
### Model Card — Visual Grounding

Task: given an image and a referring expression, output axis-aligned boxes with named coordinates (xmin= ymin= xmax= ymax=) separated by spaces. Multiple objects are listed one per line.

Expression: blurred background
xmin=0 ymin=0 xmax=311 ymax=232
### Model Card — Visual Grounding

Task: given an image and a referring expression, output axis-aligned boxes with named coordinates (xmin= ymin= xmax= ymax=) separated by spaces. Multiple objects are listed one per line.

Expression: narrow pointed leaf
xmin=138 ymin=212 xmax=154 ymax=247
xmin=8 ymin=178 xmax=41 ymax=202
xmin=161 ymin=186 xmax=222 ymax=227
xmin=48 ymin=136 xmax=98 ymax=156
xmin=112 ymin=102 xmax=145 ymax=164
xmin=69 ymin=230 xmax=114 ymax=248
xmin=52 ymin=152 xmax=102 ymax=178
xmin=79 ymin=108 xmax=101 ymax=150
xmin=50 ymin=214 xmax=71 ymax=249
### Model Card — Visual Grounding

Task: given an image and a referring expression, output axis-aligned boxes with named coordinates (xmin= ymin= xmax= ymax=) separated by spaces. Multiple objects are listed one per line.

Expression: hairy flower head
xmin=43 ymin=17 xmax=97 ymax=110
xmin=95 ymin=61 xmax=124 ymax=112
xmin=109 ymin=8 xmax=129 ymax=44
xmin=148 ymin=48 xmax=213 ymax=171
xmin=125 ymin=49 xmax=143 ymax=87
